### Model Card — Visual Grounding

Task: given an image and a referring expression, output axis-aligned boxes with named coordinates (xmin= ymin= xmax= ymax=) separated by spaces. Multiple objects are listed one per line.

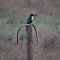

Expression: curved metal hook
xmin=32 ymin=24 xmax=38 ymax=44
xmin=17 ymin=24 xmax=38 ymax=44
xmin=17 ymin=24 xmax=31 ymax=44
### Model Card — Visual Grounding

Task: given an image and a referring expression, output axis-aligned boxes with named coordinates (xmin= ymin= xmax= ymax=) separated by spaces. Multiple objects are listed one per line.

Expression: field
xmin=0 ymin=0 xmax=60 ymax=60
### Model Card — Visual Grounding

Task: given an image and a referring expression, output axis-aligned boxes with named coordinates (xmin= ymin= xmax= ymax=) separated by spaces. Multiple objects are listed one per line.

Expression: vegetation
xmin=0 ymin=0 xmax=60 ymax=60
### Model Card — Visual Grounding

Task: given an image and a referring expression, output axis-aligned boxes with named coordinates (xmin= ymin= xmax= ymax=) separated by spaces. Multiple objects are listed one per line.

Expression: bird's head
xmin=30 ymin=13 xmax=37 ymax=20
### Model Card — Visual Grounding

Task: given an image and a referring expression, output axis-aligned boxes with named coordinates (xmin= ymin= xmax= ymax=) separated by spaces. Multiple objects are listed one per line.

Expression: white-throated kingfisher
xmin=27 ymin=14 xmax=37 ymax=24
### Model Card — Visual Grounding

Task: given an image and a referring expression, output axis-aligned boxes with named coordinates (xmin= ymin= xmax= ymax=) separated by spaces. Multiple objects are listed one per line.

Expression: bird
xmin=27 ymin=14 xmax=37 ymax=24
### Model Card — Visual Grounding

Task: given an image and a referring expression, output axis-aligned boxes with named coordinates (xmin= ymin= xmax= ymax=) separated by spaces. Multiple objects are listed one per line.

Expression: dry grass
xmin=0 ymin=32 xmax=60 ymax=60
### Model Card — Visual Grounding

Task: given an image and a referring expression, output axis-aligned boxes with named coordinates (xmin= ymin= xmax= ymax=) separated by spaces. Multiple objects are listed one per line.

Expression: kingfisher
xmin=27 ymin=14 xmax=37 ymax=24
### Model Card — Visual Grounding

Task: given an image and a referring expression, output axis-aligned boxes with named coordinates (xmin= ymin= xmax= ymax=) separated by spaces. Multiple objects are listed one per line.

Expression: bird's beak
xmin=33 ymin=14 xmax=37 ymax=16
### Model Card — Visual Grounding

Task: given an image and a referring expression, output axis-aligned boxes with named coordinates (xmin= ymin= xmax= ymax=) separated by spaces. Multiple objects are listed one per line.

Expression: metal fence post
xmin=17 ymin=24 xmax=38 ymax=60
xmin=26 ymin=24 xmax=33 ymax=60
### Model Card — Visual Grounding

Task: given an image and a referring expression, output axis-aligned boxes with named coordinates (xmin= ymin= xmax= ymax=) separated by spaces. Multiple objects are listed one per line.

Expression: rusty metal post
xmin=17 ymin=24 xmax=38 ymax=60
xmin=26 ymin=24 xmax=33 ymax=60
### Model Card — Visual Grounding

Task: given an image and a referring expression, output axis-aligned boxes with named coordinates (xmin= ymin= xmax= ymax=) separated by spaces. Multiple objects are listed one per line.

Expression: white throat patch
xmin=32 ymin=16 xmax=34 ymax=20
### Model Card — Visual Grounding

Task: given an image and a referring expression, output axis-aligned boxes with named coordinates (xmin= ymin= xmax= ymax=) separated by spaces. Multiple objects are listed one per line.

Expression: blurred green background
xmin=0 ymin=0 xmax=60 ymax=60
xmin=0 ymin=0 xmax=60 ymax=40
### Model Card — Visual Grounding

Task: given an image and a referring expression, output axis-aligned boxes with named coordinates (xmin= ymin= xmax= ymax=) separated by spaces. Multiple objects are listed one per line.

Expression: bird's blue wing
xmin=27 ymin=17 xmax=31 ymax=24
